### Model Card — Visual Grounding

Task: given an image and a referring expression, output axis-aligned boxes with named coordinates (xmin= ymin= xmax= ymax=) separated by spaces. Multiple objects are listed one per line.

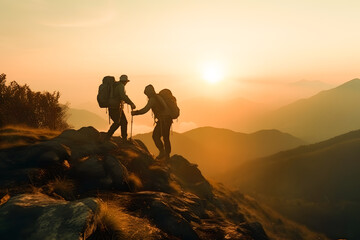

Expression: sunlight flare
xmin=202 ymin=62 xmax=224 ymax=84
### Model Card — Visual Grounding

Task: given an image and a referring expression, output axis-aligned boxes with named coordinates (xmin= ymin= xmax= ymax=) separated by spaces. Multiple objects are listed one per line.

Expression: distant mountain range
xmin=222 ymin=129 xmax=360 ymax=239
xmin=178 ymin=97 xmax=267 ymax=132
xmin=134 ymin=126 xmax=305 ymax=177
xmin=288 ymin=79 xmax=333 ymax=89
xmin=67 ymin=108 xmax=108 ymax=131
xmin=68 ymin=78 xmax=360 ymax=144
xmin=249 ymin=78 xmax=360 ymax=142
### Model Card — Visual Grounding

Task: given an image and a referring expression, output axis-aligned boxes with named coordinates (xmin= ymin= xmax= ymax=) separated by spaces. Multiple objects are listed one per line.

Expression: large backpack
xmin=158 ymin=89 xmax=180 ymax=119
xmin=97 ymin=76 xmax=119 ymax=108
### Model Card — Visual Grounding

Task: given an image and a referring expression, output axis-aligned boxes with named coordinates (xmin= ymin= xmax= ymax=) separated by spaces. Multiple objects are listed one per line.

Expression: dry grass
xmin=128 ymin=173 xmax=143 ymax=191
xmin=44 ymin=177 xmax=75 ymax=200
xmin=0 ymin=194 xmax=10 ymax=206
xmin=90 ymin=201 xmax=162 ymax=240
xmin=0 ymin=125 xmax=60 ymax=149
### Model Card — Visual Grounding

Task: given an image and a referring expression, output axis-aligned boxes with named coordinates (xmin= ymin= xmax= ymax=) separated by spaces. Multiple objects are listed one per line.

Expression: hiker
xmin=105 ymin=75 xmax=136 ymax=140
xmin=131 ymin=84 xmax=173 ymax=160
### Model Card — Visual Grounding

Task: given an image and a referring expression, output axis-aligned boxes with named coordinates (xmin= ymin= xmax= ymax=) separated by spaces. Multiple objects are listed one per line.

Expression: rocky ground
xmin=0 ymin=126 xmax=328 ymax=240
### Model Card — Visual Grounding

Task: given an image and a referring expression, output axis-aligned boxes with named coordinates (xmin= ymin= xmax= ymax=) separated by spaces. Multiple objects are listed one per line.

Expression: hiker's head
xmin=144 ymin=84 xmax=156 ymax=97
xmin=120 ymin=75 xmax=130 ymax=84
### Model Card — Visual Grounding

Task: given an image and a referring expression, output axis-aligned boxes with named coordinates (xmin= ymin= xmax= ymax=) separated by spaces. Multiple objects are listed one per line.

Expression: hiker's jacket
xmin=134 ymin=95 xmax=170 ymax=120
xmin=111 ymin=83 xmax=134 ymax=108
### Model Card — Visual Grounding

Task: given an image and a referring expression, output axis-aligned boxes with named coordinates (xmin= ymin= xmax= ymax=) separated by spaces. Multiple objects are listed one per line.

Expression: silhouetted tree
xmin=0 ymin=73 xmax=69 ymax=130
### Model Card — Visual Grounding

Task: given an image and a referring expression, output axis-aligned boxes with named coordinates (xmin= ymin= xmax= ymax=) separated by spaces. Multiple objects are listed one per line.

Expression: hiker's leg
xmin=162 ymin=118 xmax=172 ymax=159
xmin=106 ymin=108 xmax=120 ymax=138
xmin=120 ymin=110 xmax=128 ymax=139
xmin=152 ymin=121 xmax=164 ymax=156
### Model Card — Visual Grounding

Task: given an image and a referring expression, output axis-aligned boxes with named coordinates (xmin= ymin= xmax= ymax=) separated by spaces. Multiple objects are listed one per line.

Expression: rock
xmin=132 ymin=139 xmax=151 ymax=154
xmin=126 ymin=152 xmax=153 ymax=174
xmin=56 ymin=127 xmax=100 ymax=145
xmin=72 ymin=155 xmax=106 ymax=178
xmin=0 ymin=141 xmax=70 ymax=169
xmin=68 ymin=143 xmax=99 ymax=161
xmin=168 ymin=155 xmax=205 ymax=184
xmin=53 ymin=128 xmax=118 ymax=162
xmin=111 ymin=192 xmax=201 ymax=240
xmin=148 ymin=199 xmax=200 ymax=240
xmin=103 ymin=156 xmax=129 ymax=189
xmin=98 ymin=141 xmax=118 ymax=152
xmin=0 ymin=193 xmax=100 ymax=240
xmin=77 ymin=127 xmax=100 ymax=143
xmin=240 ymin=222 xmax=269 ymax=240
xmin=169 ymin=155 xmax=213 ymax=199
xmin=31 ymin=142 xmax=70 ymax=168
xmin=145 ymin=166 xmax=172 ymax=192
xmin=1 ymin=168 xmax=45 ymax=187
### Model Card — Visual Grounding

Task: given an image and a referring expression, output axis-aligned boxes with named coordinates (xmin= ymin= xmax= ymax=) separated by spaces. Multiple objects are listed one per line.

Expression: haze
xmin=1 ymin=0 xmax=360 ymax=133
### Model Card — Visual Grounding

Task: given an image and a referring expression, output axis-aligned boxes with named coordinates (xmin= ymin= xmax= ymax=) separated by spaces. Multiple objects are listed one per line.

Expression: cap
xmin=120 ymin=75 xmax=130 ymax=82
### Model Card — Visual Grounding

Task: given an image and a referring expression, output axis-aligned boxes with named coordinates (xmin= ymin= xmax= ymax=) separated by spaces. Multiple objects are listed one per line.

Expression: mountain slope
xmin=67 ymin=108 xmax=108 ymax=131
xmin=223 ymin=129 xmax=360 ymax=239
xmin=134 ymin=126 xmax=305 ymax=177
xmin=178 ymin=97 xmax=267 ymax=131
xmin=250 ymin=78 xmax=360 ymax=142
xmin=0 ymin=126 xmax=327 ymax=240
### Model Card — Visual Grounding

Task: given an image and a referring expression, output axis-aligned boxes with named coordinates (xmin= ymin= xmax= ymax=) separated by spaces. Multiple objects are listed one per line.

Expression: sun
xmin=202 ymin=62 xmax=224 ymax=84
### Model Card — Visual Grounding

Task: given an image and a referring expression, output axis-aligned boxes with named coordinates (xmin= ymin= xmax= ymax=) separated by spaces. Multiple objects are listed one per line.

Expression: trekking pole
xmin=130 ymin=114 xmax=134 ymax=139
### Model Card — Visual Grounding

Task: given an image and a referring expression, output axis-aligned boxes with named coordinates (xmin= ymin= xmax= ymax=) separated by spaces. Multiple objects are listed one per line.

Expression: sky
xmin=1 ymin=0 xmax=360 ymax=132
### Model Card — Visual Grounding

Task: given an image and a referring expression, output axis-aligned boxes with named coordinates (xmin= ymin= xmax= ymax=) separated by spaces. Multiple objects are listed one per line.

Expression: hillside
xmin=67 ymin=108 xmax=108 ymax=131
xmin=249 ymin=78 xmax=360 ymax=142
xmin=178 ymin=97 xmax=267 ymax=132
xmin=0 ymin=126 xmax=327 ymax=240
xmin=135 ymin=126 xmax=305 ymax=177
xmin=223 ymin=129 xmax=360 ymax=239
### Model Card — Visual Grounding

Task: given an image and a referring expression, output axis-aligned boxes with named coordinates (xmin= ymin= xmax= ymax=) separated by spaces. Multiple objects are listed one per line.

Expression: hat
xmin=120 ymin=75 xmax=130 ymax=82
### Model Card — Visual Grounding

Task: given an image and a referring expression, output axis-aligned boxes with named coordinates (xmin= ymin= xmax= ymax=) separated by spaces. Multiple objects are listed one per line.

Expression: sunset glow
xmin=1 ymin=1 xmax=360 ymax=133
xmin=202 ymin=62 xmax=224 ymax=84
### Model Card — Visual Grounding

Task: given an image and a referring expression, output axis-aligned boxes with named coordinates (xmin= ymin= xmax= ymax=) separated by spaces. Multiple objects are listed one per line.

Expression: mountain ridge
xmin=67 ymin=108 xmax=108 ymax=131
xmin=135 ymin=126 xmax=305 ymax=177
xmin=249 ymin=78 xmax=360 ymax=142
xmin=222 ymin=128 xmax=360 ymax=239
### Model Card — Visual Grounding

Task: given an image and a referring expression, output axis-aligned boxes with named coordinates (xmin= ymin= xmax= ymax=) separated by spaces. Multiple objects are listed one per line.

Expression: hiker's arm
xmin=132 ymin=98 xmax=154 ymax=115
xmin=118 ymin=84 xmax=136 ymax=109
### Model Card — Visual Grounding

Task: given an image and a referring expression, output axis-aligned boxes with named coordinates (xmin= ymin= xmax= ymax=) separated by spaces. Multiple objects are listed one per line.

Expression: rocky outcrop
xmin=0 ymin=193 xmax=100 ymax=240
xmin=0 ymin=126 xmax=328 ymax=240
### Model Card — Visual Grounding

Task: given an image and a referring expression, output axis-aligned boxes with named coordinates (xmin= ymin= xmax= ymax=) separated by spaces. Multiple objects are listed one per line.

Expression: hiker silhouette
xmin=105 ymin=75 xmax=136 ymax=140
xmin=132 ymin=84 xmax=174 ymax=160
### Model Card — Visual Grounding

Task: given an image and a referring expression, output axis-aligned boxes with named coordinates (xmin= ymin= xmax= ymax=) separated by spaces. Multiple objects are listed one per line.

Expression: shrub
xmin=0 ymin=73 xmax=69 ymax=130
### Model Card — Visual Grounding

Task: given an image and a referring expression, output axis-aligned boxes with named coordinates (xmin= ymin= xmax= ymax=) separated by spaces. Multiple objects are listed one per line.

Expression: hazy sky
xmin=1 ymin=0 xmax=359 ymax=125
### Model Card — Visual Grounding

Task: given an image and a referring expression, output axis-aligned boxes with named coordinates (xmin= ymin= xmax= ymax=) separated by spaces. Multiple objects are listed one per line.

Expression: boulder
xmin=169 ymin=155 xmax=213 ymax=199
xmin=0 ymin=141 xmax=70 ymax=169
xmin=103 ymin=156 xmax=129 ymax=189
xmin=0 ymin=193 xmax=100 ymax=240
xmin=56 ymin=127 xmax=100 ymax=145
xmin=125 ymin=153 xmax=153 ymax=174
xmin=113 ymin=192 xmax=200 ymax=240
xmin=71 ymin=155 xmax=106 ymax=178
xmin=239 ymin=222 xmax=269 ymax=240
xmin=54 ymin=128 xmax=117 ymax=161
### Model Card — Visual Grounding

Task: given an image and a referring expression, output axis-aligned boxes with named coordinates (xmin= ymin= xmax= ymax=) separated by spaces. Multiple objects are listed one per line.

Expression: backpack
xmin=97 ymin=76 xmax=119 ymax=108
xmin=158 ymin=89 xmax=180 ymax=119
